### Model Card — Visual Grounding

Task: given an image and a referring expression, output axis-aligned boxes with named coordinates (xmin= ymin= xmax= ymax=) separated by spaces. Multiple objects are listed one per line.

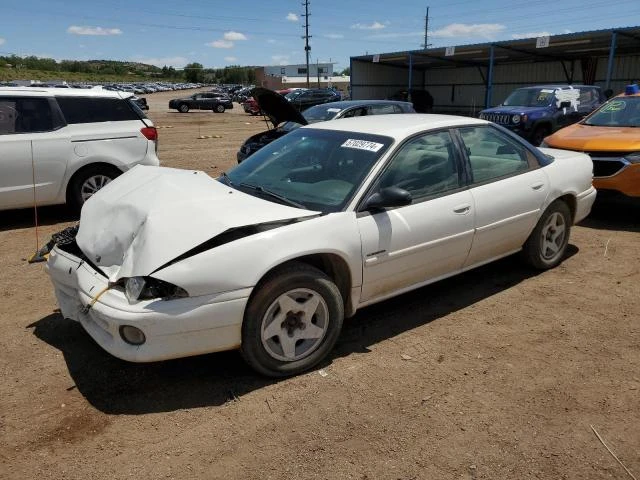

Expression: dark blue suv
xmin=479 ymin=85 xmax=605 ymax=145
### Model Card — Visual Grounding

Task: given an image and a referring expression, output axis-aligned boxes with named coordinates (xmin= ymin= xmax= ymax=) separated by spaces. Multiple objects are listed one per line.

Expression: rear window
xmin=56 ymin=96 xmax=140 ymax=124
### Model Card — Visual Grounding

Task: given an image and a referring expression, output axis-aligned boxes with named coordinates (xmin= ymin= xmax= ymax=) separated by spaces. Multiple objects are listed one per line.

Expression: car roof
xmin=0 ymin=86 xmax=133 ymax=98
xmin=310 ymin=100 xmax=412 ymax=109
xmin=303 ymin=113 xmax=488 ymax=139
xmin=516 ymin=85 xmax=598 ymax=90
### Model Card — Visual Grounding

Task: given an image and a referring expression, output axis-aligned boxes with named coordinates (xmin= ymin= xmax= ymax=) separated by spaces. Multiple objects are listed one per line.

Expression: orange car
xmin=541 ymin=84 xmax=640 ymax=197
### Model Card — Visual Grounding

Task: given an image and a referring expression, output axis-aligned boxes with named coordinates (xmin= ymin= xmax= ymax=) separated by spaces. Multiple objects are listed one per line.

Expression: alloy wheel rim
xmin=261 ymin=288 xmax=329 ymax=362
xmin=540 ymin=212 xmax=566 ymax=261
xmin=80 ymin=175 xmax=112 ymax=202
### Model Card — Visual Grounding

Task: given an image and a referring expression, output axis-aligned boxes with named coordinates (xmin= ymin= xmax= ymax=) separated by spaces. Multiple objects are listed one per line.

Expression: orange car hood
xmin=547 ymin=123 xmax=640 ymax=152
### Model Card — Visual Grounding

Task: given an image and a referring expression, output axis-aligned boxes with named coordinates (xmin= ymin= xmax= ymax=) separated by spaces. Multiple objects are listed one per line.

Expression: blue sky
xmin=1 ymin=0 xmax=639 ymax=71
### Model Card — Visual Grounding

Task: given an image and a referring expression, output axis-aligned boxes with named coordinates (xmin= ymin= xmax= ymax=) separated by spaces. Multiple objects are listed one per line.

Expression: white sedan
xmin=45 ymin=114 xmax=596 ymax=377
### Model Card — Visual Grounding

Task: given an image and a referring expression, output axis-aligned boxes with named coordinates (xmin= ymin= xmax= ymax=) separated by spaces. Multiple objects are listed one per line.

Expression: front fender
xmin=152 ymin=212 xmax=363 ymax=298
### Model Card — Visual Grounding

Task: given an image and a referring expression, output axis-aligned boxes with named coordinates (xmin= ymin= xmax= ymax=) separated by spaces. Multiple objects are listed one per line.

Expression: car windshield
xmin=302 ymin=104 xmax=344 ymax=123
xmin=225 ymin=128 xmax=394 ymax=213
xmin=583 ymin=97 xmax=640 ymax=127
xmin=285 ymin=90 xmax=304 ymax=100
xmin=503 ymin=88 xmax=556 ymax=107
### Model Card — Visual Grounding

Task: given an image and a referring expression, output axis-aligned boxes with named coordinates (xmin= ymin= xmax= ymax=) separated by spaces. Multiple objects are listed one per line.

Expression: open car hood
xmin=251 ymin=87 xmax=307 ymax=127
xmin=76 ymin=165 xmax=318 ymax=281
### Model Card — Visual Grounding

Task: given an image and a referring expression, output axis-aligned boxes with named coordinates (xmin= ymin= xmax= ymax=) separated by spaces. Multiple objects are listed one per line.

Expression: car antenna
xmin=27 ymin=140 xmax=46 ymax=263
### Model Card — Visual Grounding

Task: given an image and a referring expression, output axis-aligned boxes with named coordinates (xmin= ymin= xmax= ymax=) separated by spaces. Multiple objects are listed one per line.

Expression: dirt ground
xmin=1 ymin=89 xmax=639 ymax=480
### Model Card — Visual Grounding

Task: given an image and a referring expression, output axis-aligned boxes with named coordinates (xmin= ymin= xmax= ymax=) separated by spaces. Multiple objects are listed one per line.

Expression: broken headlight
xmin=124 ymin=277 xmax=189 ymax=303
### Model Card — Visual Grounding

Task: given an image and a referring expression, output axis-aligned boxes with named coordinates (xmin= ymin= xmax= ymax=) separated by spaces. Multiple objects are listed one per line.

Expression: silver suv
xmin=0 ymin=87 xmax=160 ymax=211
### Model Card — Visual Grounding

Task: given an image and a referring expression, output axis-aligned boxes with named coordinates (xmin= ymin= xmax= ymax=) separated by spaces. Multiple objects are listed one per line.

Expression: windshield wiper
xmin=219 ymin=171 xmax=234 ymax=186
xmin=238 ymin=182 xmax=306 ymax=209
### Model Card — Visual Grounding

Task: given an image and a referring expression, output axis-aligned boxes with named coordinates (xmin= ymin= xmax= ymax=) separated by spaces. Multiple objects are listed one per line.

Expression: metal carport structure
xmin=350 ymin=26 xmax=640 ymax=115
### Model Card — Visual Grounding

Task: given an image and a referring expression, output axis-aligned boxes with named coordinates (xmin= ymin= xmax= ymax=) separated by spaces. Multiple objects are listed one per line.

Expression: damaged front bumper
xmin=45 ymin=245 xmax=249 ymax=362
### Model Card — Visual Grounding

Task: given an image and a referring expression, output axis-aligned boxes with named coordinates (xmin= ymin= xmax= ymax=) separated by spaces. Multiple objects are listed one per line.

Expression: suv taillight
xmin=141 ymin=126 xmax=157 ymax=141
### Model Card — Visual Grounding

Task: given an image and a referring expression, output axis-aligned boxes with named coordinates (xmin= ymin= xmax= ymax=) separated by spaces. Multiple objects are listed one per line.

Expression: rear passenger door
xmin=457 ymin=125 xmax=549 ymax=268
xmin=357 ymin=129 xmax=475 ymax=303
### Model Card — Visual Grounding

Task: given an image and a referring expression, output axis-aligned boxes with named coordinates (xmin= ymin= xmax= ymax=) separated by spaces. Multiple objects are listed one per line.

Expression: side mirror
xmin=362 ymin=186 xmax=412 ymax=211
xmin=559 ymin=101 xmax=571 ymax=109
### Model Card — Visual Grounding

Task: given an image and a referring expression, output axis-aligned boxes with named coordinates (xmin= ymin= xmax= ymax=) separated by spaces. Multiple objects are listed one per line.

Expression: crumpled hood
xmin=251 ymin=87 xmax=307 ymax=127
xmin=76 ymin=165 xmax=318 ymax=281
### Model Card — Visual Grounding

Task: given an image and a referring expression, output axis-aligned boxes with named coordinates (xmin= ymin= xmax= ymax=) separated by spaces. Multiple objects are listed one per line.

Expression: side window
xmin=342 ymin=107 xmax=367 ymax=118
xmin=0 ymin=97 xmax=54 ymax=134
xmin=368 ymin=104 xmax=399 ymax=115
xmin=378 ymin=130 xmax=460 ymax=200
xmin=0 ymin=98 xmax=18 ymax=134
xmin=57 ymin=97 xmax=139 ymax=124
xmin=459 ymin=126 xmax=532 ymax=184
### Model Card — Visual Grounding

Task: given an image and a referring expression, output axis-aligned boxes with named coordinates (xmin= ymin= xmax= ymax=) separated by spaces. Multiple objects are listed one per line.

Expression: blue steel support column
xmin=605 ymin=32 xmax=617 ymax=90
xmin=408 ymin=53 xmax=413 ymax=103
xmin=349 ymin=57 xmax=353 ymax=99
xmin=485 ymin=45 xmax=495 ymax=108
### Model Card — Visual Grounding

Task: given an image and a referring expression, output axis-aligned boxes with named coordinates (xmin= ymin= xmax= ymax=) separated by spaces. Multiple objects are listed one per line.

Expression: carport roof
xmin=351 ymin=26 xmax=640 ymax=70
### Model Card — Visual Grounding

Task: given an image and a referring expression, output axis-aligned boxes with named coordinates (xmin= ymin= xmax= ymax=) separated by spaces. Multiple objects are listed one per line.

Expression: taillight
xmin=141 ymin=126 xmax=157 ymax=141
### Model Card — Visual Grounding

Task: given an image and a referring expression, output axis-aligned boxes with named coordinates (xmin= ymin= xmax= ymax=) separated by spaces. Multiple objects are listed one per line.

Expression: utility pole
xmin=302 ymin=0 xmax=311 ymax=88
xmin=422 ymin=6 xmax=432 ymax=49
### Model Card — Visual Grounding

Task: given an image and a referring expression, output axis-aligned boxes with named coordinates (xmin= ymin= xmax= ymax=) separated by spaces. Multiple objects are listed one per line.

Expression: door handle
xmin=531 ymin=182 xmax=544 ymax=190
xmin=453 ymin=204 xmax=471 ymax=214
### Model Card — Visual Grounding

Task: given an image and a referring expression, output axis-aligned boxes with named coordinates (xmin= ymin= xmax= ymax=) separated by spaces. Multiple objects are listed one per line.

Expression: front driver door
xmin=357 ymin=129 xmax=475 ymax=304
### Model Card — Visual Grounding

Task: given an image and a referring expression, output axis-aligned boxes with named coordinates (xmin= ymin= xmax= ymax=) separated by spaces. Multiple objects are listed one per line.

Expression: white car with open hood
xmin=44 ymin=114 xmax=596 ymax=377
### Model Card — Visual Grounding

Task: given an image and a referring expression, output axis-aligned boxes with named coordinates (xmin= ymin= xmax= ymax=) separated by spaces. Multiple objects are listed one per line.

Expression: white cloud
xmin=272 ymin=55 xmax=290 ymax=65
xmin=324 ymin=33 xmax=344 ymax=39
xmin=0 ymin=38 xmax=5 ymax=46
xmin=224 ymin=56 xmax=237 ymax=63
xmin=67 ymin=25 xmax=122 ymax=36
xmin=351 ymin=21 xmax=385 ymax=30
xmin=207 ymin=39 xmax=234 ymax=48
xmin=511 ymin=31 xmax=552 ymax=39
xmin=431 ymin=23 xmax=505 ymax=39
xmin=286 ymin=13 xmax=299 ymax=22
xmin=267 ymin=39 xmax=277 ymax=44
xmin=223 ymin=31 xmax=247 ymax=41
xmin=133 ymin=56 xmax=189 ymax=68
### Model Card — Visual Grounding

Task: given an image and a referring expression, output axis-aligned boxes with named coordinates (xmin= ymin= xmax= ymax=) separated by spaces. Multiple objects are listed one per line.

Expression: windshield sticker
xmin=326 ymin=108 xmax=341 ymax=112
xmin=601 ymin=100 xmax=626 ymax=112
xmin=540 ymin=89 xmax=554 ymax=93
xmin=341 ymin=139 xmax=384 ymax=152
xmin=537 ymin=92 xmax=552 ymax=102
xmin=555 ymin=87 xmax=580 ymax=111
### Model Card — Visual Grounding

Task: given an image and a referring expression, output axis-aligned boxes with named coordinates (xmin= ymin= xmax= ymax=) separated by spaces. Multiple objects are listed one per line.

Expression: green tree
xmin=184 ymin=62 xmax=204 ymax=82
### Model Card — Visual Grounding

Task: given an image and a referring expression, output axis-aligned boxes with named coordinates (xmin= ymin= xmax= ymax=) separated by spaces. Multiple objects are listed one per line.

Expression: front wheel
xmin=214 ymin=104 xmax=225 ymax=113
xmin=531 ymin=124 xmax=551 ymax=146
xmin=521 ymin=200 xmax=571 ymax=269
xmin=241 ymin=262 xmax=344 ymax=377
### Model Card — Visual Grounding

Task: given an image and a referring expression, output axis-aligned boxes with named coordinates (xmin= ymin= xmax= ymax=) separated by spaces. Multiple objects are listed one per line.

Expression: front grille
xmin=481 ymin=113 xmax=512 ymax=125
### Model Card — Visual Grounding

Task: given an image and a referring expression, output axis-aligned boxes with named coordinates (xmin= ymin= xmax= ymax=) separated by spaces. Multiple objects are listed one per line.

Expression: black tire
xmin=521 ymin=200 xmax=572 ymax=270
xmin=241 ymin=262 xmax=344 ymax=377
xmin=67 ymin=165 xmax=122 ymax=213
xmin=214 ymin=104 xmax=225 ymax=113
xmin=531 ymin=124 xmax=551 ymax=146
xmin=178 ymin=103 xmax=189 ymax=113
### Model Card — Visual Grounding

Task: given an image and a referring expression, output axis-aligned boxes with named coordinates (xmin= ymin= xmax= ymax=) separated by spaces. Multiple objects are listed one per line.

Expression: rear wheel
xmin=522 ymin=200 xmax=571 ymax=269
xmin=241 ymin=262 xmax=344 ymax=377
xmin=178 ymin=103 xmax=189 ymax=113
xmin=68 ymin=165 xmax=122 ymax=212
xmin=214 ymin=104 xmax=225 ymax=113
